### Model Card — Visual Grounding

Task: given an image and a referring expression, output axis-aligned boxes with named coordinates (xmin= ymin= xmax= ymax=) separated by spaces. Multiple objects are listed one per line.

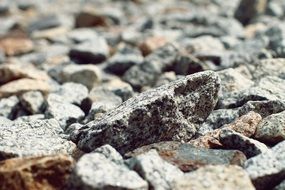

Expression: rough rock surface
xmin=71 ymin=71 xmax=220 ymax=153
xmin=173 ymin=165 xmax=255 ymax=190
xmin=0 ymin=155 xmax=74 ymax=190
xmin=0 ymin=119 xmax=76 ymax=160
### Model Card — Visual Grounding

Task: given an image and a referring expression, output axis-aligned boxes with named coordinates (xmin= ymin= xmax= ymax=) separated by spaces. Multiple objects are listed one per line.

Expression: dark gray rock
xmin=0 ymin=95 xmax=19 ymax=119
xmin=274 ymin=179 xmax=285 ymax=190
xmin=220 ymin=129 xmax=268 ymax=158
xmin=45 ymin=94 xmax=85 ymax=130
xmin=126 ymin=141 xmax=247 ymax=172
xmin=105 ymin=45 xmax=144 ymax=75
xmin=28 ymin=15 xmax=62 ymax=32
xmin=71 ymin=71 xmax=220 ymax=154
xmin=20 ymin=91 xmax=44 ymax=114
xmin=69 ymin=35 xmax=109 ymax=64
xmin=68 ymin=152 xmax=148 ymax=190
xmin=244 ymin=140 xmax=285 ymax=190
xmin=0 ymin=119 xmax=76 ymax=161
xmin=127 ymin=150 xmax=183 ymax=190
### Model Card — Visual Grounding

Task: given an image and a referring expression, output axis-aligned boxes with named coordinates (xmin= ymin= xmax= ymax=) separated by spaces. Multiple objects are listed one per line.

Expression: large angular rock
xmin=0 ymin=155 xmax=74 ymax=190
xmin=255 ymin=110 xmax=285 ymax=144
xmin=244 ymin=140 xmax=285 ymax=190
xmin=173 ymin=165 xmax=255 ymax=190
xmin=0 ymin=119 xmax=76 ymax=160
xmin=67 ymin=152 xmax=148 ymax=190
xmin=71 ymin=71 xmax=220 ymax=153
xmin=127 ymin=150 xmax=183 ymax=190
xmin=126 ymin=142 xmax=246 ymax=172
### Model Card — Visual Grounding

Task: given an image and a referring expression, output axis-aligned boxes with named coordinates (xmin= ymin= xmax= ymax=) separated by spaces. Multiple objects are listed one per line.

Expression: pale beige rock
xmin=139 ymin=36 xmax=169 ymax=56
xmin=0 ymin=37 xmax=34 ymax=56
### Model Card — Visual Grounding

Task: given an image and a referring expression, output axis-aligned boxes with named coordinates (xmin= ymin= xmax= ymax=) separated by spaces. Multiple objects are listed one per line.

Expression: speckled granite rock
xmin=0 ymin=155 xmax=74 ymax=190
xmin=20 ymin=91 xmax=45 ymax=114
xmin=251 ymin=58 xmax=285 ymax=79
xmin=0 ymin=95 xmax=19 ymax=119
xmin=71 ymin=71 xmax=220 ymax=153
xmin=173 ymin=165 xmax=255 ymax=190
xmin=0 ymin=119 xmax=76 ymax=160
xmin=220 ymin=129 xmax=268 ymax=158
xmin=67 ymin=152 xmax=148 ymax=190
xmin=244 ymin=140 xmax=285 ymax=190
xmin=255 ymin=110 xmax=285 ymax=144
xmin=126 ymin=142 xmax=246 ymax=172
xmin=127 ymin=150 xmax=183 ymax=190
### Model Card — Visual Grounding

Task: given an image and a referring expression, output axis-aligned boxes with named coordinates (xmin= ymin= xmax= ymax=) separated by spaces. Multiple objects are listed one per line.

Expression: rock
xmin=191 ymin=112 xmax=261 ymax=148
xmin=105 ymin=45 xmax=143 ymax=75
xmin=255 ymin=111 xmax=285 ymax=144
xmin=93 ymin=144 xmax=124 ymax=165
xmin=218 ymin=76 xmax=285 ymax=109
xmin=45 ymin=94 xmax=85 ymax=129
xmin=251 ymin=58 xmax=285 ymax=79
xmin=266 ymin=1 xmax=283 ymax=17
xmin=68 ymin=28 xmax=99 ymax=43
xmin=274 ymin=180 xmax=285 ymax=190
xmin=174 ymin=53 xmax=207 ymax=75
xmin=218 ymin=68 xmax=254 ymax=94
xmin=20 ymin=91 xmax=45 ymax=114
xmin=126 ymin=142 xmax=246 ymax=172
xmin=0 ymin=63 xmax=50 ymax=85
xmin=0 ymin=155 xmax=74 ymax=190
xmin=71 ymin=71 xmax=220 ymax=154
xmin=139 ymin=36 xmax=169 ymax=56
xmin=0 ymin=78 xmax=51 ymax=98
xmin=244 ymin=140 xmax=285 ymax=190
xmin=0 ymin=116 xmax=12 ymax=126
xmin=219 ymin=129 xmax=268 ymax=158
xmin=173 ymin=165 xmax=255 ymax=190
xmin=154 ymin=71 xmax=177 ymax=87
xmin=0 ymin=95 xmax=19 ymax=119
xmin=15 ymin=114 xmax=45 ymax=123
xmin=67 ymin=152 xmax=148 ymax=190
xmin=28 ymin=15 xmax=62 ymax=32
xmin=0 ymin=36 xmax=34 ymax=56
xmin=234 ymin=0 xmax=268 ymax=25
xmin=69 ymin=36 xmax=109 ymax=64
xmin=54 ymin=82 xmax=89 ymax=106
xmin=127 ymin=150 xmax=183 ymax=189
xmin=85 ymin=87 xmax=122 ymax=121
xmin=59 ymin=64 xmax=101 ymax=89
xmin=0 ymin=119 xmax=76 ymax=160
xmin=123 ymin=43 xmax=179 ymax=90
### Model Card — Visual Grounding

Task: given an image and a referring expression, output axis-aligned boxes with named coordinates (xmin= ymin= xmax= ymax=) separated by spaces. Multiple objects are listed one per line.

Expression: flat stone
xmin=69 ymin=36 xmax=109 ymax=64
xmin=255 ymin=111 xmax=285 ymax=144
xmin=67 ymin=152 xmax=148 ymax=190
xmin=219 ymin=129 xmax=268 ymax=158
xmin=126 ymin=141 xmax=246 ymax=172
xmin=0 ymin=36 xmax=34 ymax=56
xmin=139 ymin=36 xmax=169 ymax=56
xmin=0 ymin=155 xmax=74 ymax=190
xmin=0 ymin=63 xmax=50 ymax=85
xmin=59 ymin=64 xmax=101 ymax=89
xmin=54 ymin=82 xmax=89 ymax=106
xmin=244 ymin=140 xmax=285 ymax=190
xmin=173 ymin=165 xmax=255 ymax=190
xmin=28 ymin=15 xmax=62 ymax=32
xmin=45 ymin=94 xmax=85 ymax=130
xmin=71 ymin=71 xmax=220 ymax=154
xmin=20 ymin=91 xmax=44 ymax=114
xmin=0 ymin=95 xmax=19 ymax=119
xmin=0 ymin=119 xmax=76 ymax=160
xmin=0 ymin=78 xmax=51 ymax=98
xmin=127 ymin=150 xmax=183 ymax=190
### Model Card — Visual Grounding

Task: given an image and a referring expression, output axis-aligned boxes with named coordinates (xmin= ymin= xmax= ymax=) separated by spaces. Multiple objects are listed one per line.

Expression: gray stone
xmin=71 ymin=71 xmax=220 ymax=154
xmin=220 ymin=129 xmax=268 ymax=158
xmin=20 ymin=91 xmax=44 ymax=114
xmin=244 ymin=140 xmax=285 ymax=190
xmin=0 ymin=116 xmax=12 ymax=126
xmin=0 ymin=119 xmax=76 ymax=161
xmin=45 ymin=94 xmax=85 ymax=130
xmin=123 ymin=43 xmax=178 ymax=90
xmin=173 ymin=165 xmax=255 ymax=190
xmin=69 ymin=36 xmax=109 ymax=64
xmin=105 ymin=45 xmax=144 ymax=75
xmin=14 ymin=114 xmax=45 ymax=123
xmin=250 ymin=58 xmax=285 ymax=79
xmin=93 ymin=144 xmax=124 ymax=165
xmin=127 ymin=150 xmax=183 ymax=190
xmin=55 ymin=82 xmax=89 ymax=105
xmin=274 ymin=179 xmax=285 ymax=190
xmin=28 ymin=15 xmax=62 ymax=32
xmin=0 ymin=95 xmax=19 ymax=119
xmin=154 ymin=72 xmax=177 ymax=87
xmin=255 ymin=111 xmax=285 ymax=144
xmin=100 ymin=79 xmax=134 ymax=101
xmin=126 ymin=142 xmax=247 ymax=172
xmin=68 ymin=152 xmax=148 ymax=190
